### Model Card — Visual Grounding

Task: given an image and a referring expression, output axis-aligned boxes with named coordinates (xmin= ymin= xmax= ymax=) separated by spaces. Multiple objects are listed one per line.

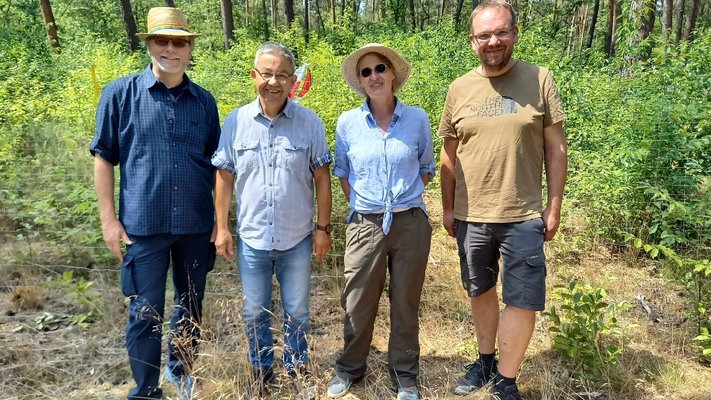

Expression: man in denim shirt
xmin=212 ymin=42 xmax=332 ymax=396
xmin=90 ymin=7 xmax=219 ymax=400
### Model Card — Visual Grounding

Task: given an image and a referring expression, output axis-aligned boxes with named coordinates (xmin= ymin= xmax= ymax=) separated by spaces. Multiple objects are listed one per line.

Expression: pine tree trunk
xmin=662 ymin=0 xmax=673 ymax=41
xmin=285 ymin=0 xmax=295 ymax=29
xmin=38 ymin=0 xmax=60 ymax=52
xmin=304 ymin=0 xmax=310 ymax=42
xmin=409 ymin=0 xmax=416 ymax=31
xmin=221 ymin=0 xmax=235 ymax=50
xmin=604 ymin=0 xmax=614 ymax=56
xmin=118 ymin=0 xmax=139 ymax=52
xmin=164 ymin=0 xmax=176 ymax=6
xmin=586 ymin=0 xmax=600 ymax=49
xmin=683 ymin=0 xmax=698 ymax=40
xmin=674 ymin=0 xmax=685 ymax=44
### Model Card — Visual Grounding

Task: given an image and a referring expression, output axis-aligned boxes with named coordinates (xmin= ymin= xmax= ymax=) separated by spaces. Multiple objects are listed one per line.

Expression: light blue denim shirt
xmin=212 ymin=98 xmax=332 ymax=251
xmin=333 ymin=99 xmax=435 ymax=234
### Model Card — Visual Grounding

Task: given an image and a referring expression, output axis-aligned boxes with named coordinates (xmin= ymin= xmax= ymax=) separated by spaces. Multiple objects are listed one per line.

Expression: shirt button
xmin=268 ymin=163 xmax=272 ymax=167
xmin=173 ymin=186 xmax=178 ymax=190
xmin=173 ymin=207 xmax=177 ymax=211
xmin=174 ymin=164 xmax=178 ymax=168
xmin=172 ymin=142 xmax=176 ymax=147
xmin=269 ymin=144 xmax=273 ymax=148
xmin=269 ymin=222 xmax=273 ymax=225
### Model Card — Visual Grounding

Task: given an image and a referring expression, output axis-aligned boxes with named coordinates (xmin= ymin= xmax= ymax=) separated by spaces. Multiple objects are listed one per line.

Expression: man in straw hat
xmin=212 ymin=41 xmax=332 ymax=399
xmin=439 ymin=1 xmax=568 ymax=399
xmin=90 ymin=7 xmax=220 ymax=400
xmin=326 ymin=43 xmax=434 ymax=400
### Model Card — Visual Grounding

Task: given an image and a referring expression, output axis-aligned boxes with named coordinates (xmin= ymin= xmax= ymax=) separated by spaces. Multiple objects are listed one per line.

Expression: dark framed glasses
xmin=151 ymin=37 xmax=190 ymax=48
xmin=360 ymin=63 xmax=388 ymax=78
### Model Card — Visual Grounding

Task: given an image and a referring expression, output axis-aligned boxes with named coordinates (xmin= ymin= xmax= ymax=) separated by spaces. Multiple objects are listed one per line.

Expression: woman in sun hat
xmin=327 ymin=43 xmax=435 ymax=400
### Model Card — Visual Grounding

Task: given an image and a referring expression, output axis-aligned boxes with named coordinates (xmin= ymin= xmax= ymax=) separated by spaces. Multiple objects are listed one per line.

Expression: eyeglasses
xmin=360 ymin=63 xmax=388 ymax=78
xmin=472 ymin=27 xmax=515 ymax=44
xmin=254 ymin=69 xmax=293 ymax=83
xmin=151 ymin=37 xmax=190 ymax=48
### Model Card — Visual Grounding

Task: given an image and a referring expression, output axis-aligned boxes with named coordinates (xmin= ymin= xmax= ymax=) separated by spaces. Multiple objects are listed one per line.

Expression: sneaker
xmin=326 ymin=375 xmax=352 ymax=398
xmin=492 ymin=381 xmax=523 ymax=400
xmin=452 ymin=359 xmax=497 ymax=395
xmin=163 ymin=368 xmax=195 ymax=400
xmin=397 ymin=386 xmax=420 ymax=400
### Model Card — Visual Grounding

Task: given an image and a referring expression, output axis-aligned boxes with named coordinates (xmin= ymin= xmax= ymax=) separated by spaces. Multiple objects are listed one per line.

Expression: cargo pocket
xmin=524 ymin=251 xmax=547 ymax=307
xmin=120 ymin=253 xmax=137 ymax=297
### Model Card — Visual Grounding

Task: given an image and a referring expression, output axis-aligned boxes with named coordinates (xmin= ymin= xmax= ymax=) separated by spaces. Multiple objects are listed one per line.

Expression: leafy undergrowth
xmin=1 ymin=194 xmax=710 ymax=400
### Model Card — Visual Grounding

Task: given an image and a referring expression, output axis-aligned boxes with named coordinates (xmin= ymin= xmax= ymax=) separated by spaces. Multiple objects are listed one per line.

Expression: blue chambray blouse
xmin=90 ymin=65 xmax=221 ymax=236
xmin=333 ymin=99 xmax=436 ymax=234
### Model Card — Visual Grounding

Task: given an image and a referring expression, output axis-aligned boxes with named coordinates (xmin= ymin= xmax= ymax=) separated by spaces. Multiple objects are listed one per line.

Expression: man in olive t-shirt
xmin=439 ymin=1 xmax=568 ymax=399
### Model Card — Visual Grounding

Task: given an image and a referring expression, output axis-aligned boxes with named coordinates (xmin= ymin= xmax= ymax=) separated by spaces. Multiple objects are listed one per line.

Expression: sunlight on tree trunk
xmin=38 ymin=0 xmax=60 ymax=52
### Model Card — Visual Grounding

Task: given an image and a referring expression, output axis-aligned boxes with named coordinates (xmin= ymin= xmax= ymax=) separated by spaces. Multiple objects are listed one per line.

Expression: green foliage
xmin=43 ymin=271 xmax=105 ymax=329
xmin=544 ymin=278 xmax=631 ymax=379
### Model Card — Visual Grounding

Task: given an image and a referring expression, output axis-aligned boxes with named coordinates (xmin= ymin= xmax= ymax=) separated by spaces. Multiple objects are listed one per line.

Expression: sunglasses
xmin=360 ymin=63 xmax=388 ymax=78
xmin=152 ymin=38 xmax=190 ymax=48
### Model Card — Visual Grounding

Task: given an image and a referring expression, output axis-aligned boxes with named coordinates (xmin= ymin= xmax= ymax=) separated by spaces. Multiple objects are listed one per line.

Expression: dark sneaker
xmin=453 ymin=359 xmax=497 ymax=395
xmin=492 ymin=381 xmax=523 ymax=400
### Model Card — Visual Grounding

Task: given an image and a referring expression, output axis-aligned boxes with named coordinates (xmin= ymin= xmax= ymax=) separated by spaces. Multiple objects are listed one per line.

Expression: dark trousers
xmin=121 ymin=232 xmax=214 ymax=399
xmin=336 ymin=208 xmax=431 ymax=389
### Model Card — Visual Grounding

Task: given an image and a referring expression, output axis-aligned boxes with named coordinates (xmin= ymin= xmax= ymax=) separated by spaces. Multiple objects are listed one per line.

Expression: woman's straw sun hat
xmin=341 ymin=43 xmax=411 ymax=97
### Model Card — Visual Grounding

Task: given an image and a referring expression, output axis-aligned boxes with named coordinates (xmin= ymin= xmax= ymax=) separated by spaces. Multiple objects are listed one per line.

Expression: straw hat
xmin=136 ymin=7 xmax=199 ymax=39
xmin=341 ymin=43 xmax=411 ymax=97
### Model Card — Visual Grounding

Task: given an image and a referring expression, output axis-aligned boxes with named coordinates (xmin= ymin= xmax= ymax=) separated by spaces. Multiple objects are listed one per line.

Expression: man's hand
xmin=214 ymin=228 xmax=234 ymax=261
xmin=443 ymin=210 xmax=456 ymax=238
xmin=541 ymin=207 xmax=560 ymax=241
xmin=312 ymin=230 xmax=332 ymax=261
xmin=102 ymin=218 xmax=132 ymax=261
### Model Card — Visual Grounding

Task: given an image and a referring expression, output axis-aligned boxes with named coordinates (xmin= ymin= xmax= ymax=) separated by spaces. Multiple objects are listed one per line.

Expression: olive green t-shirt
xmin=438 ymin=60 xmax=565 ymax=223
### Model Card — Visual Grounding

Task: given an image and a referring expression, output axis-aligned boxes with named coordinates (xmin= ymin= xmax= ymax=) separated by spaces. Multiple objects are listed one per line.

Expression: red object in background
xmin=289 ymin=63 xmax=312 ymax=102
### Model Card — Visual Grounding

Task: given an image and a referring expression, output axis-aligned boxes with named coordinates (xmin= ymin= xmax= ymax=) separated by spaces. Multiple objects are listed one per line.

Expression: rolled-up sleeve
xmin=211 ymin=110 xmax=237 ymax=174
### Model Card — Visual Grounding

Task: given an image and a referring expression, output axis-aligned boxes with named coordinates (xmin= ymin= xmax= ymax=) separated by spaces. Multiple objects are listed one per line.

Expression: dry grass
xmin=1 ymin=192 xmax=710 ymax=399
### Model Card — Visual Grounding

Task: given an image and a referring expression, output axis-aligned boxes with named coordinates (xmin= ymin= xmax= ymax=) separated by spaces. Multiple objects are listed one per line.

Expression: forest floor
xmin=1 ymin=192 xmax=710 ymax=400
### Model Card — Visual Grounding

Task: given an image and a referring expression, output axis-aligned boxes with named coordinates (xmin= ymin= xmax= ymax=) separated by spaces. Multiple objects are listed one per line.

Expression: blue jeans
xmin=237 ymin=235 xmax=312 ymax=376
xmin=121 ymin=232 xmax=215 ymax=399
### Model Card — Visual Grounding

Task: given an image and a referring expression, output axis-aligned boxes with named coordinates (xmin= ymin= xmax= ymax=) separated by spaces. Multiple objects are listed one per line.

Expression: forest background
xmin=0 ymin=0 xmax=710 ymax=399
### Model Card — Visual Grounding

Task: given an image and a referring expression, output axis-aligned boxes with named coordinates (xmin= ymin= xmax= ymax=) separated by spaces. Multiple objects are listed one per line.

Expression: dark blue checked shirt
xmin=90 ymin=65 xmax=221 ymax=236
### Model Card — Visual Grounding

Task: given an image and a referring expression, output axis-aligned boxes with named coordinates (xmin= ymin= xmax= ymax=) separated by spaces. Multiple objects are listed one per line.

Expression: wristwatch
xmin=316 ymin=223 xmax=333 ymax=234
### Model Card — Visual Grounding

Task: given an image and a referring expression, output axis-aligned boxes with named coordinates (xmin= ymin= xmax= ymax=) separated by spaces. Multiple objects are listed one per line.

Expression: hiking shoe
xmin=492 ymin=381 xmax=523 ymax=400
xmin=163 ymin=368 xmax=195 ymax=400
xmin=453 ymin=359 xmax=497 ymax=395
xmin=397 ymin=386 xmax=420 ymax=400
xmin=327 ymin=375 xmax=352 ymax=398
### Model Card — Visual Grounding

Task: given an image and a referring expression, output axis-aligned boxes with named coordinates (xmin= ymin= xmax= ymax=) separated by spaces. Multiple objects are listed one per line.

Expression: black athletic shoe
xmin=452 ymin=359 xmax=497 ymax=395
xmin=492 ymin=380 xmax=523 ymax=400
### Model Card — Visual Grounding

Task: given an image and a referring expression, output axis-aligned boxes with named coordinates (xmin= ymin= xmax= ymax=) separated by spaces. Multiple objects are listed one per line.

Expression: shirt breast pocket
xmin=276 ymin=138 xmax=309 ymax=169
xmin=232 ymin=140 xmax=260 ymax=171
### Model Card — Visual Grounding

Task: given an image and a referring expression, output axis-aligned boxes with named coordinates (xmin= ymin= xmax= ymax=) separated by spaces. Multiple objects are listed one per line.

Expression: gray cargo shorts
xmin=455 ymin=218 xmax=547 ymax=311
